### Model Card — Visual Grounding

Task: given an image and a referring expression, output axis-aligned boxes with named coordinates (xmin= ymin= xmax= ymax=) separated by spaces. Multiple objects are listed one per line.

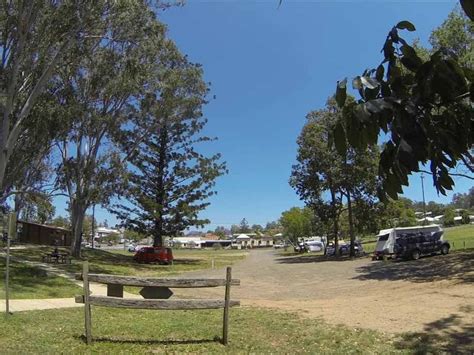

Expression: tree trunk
xmin=70 ymin=200 xmax=86 ymax=257
xmin=330 ymin=188 xmax=339 ymax=256
xmin=153 ymin=127 xmax=168 ymax=247
xmin=0 ymin=149 xmax=7 ymax=195
xmin=347 ymin=190 xmax=356 ymax=257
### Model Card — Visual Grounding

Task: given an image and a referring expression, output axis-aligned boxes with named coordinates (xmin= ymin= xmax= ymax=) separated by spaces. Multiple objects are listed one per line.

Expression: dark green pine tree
xmin=116 ymin=59 xmax=227 ymax=246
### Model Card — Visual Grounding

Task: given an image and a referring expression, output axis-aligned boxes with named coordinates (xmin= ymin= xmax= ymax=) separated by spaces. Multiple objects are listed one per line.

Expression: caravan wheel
xmin=441 ymin=245 xmax=449 ymax=255
xmin=411 ymin=249 xmax=421 ymax=260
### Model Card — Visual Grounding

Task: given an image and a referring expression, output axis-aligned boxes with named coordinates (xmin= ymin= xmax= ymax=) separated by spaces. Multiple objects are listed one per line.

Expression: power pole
xmin=421 ymin=174 xmax=426 ymax=225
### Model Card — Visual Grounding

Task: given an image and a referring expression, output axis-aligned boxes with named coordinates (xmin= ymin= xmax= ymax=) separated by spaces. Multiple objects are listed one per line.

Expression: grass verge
xmin=0 ymin=306 xmax=402 ymax=354
xmin=0 ymin=259 xmax=81 ymax=299
xmin=9 ymin=246 xmax=248 ymax=277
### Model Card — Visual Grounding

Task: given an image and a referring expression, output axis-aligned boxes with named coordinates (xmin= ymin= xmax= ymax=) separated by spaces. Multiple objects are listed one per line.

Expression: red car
xmin=133 ymin=246 xmax=173 ymax=265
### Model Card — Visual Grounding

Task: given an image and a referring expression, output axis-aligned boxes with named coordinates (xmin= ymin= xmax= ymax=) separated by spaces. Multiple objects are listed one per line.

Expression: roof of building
xmin=236 ymin=234 xmax=251 ymax=239
xmin=201 ymin=233 xmax=219 ymax=240
xmin=17 ymin=220 xmax=70 ymax=232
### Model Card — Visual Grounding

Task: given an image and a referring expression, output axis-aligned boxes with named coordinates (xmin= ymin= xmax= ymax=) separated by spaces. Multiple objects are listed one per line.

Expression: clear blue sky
xmin=55 ymin=0 xmax=471 ymax=228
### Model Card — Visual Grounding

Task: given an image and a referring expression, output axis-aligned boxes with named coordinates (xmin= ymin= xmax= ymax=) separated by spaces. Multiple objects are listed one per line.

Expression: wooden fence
xmin=75 ymin=261 xmax=240 ymax=345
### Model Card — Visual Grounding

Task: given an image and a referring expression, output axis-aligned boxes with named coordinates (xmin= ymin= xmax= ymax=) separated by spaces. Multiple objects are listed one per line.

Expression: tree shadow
xmin=78 ymin=335 xmax=220 ymax=345
xmin=0 ymin=259 xmax=79 ymax=297
xmin=353 ymin=251 xmax=473 ymax=284
xmin=395 ymin=310 xmax=474 ymax=354
xmin=275 ymin=254 xmax=367 ymax=264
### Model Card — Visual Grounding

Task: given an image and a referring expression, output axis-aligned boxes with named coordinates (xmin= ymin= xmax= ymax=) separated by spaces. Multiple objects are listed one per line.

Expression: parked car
xmin=133 ymin=246 xmax=173 ymax=265
xmin=127 ymin=244 xmax=137 ymax=252
xmin=303 ymin=240 xmax=325 ymax=252
xmin=393 ymin=231 xmax=449 ymax=260
xmin=326 ymin=241 xmax=363 ymax=256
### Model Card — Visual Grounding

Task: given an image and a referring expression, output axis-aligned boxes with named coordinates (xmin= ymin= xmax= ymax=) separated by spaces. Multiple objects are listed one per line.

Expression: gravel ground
xmin=177 ymin=248 xmax=474 ymax=335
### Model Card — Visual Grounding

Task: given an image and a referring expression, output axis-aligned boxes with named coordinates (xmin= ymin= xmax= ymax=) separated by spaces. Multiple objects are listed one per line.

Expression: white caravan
xmin=373 ymin=225 xmax=442 ymax=259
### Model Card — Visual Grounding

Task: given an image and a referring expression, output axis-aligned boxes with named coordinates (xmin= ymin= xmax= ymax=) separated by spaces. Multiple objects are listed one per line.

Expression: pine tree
xmin=115 ymin=58 xmax=227 ymax=246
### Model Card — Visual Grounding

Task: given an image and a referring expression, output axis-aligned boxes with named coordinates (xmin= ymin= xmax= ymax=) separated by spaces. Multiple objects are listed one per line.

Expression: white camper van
xmin=372 ymin=225 xmax=442 ymax=260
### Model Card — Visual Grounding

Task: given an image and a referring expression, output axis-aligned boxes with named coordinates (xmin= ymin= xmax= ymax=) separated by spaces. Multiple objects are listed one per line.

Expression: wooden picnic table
xmin=42 ymin=253 xmax=71 ymax=264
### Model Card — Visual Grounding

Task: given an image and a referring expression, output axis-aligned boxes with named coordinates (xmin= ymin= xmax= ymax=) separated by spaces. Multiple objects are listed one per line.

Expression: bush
xmin=212 ymin=243 xmax=222 ymax=250
xmin=443 ymin=208 xmax=455 ymax=227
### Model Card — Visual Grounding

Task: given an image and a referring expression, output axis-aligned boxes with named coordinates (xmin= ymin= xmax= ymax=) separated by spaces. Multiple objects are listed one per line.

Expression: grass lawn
xmin=9 ymin=246 xmax=248 ymax=277
xmin=0 ymin=259 xmax=81 ymax=299
xmin=0 ymin=306 xmax=405 ymax=354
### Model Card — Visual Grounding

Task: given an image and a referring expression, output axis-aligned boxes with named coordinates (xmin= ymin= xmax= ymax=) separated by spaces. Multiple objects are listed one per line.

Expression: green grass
xmin=444 ymin=224 xmax=474 ymax=249
xmin=2 ymin=246 xmax=246 ymax=299
xmin=0 ymin=306 xmax=405 ymax=354
xmin=0 ymin=259 xmax=81 ymax=299
xmin=9 ymin=246 xmax=248 ymax=277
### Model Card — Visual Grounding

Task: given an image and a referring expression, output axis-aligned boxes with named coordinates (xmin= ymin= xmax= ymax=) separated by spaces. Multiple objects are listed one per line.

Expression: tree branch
xmin=419 ymin=169 xmax=474 ymax=180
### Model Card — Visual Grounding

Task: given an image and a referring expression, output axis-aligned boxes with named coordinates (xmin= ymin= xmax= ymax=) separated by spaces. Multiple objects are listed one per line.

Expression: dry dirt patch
xmin=178 ymin=249 xmax=474 ymax=335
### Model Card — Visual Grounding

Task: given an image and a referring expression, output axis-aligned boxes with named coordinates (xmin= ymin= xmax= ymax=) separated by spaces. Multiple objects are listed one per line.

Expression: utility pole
xmin=421 ymin=174 xmax=426 ymax=225
xmin=91 ymin=205 xmax=95 ymax=249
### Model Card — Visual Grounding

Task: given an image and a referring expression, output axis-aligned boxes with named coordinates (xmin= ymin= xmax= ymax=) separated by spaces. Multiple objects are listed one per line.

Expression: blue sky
xmin=55 ymin=0 xmax=471 ymax=228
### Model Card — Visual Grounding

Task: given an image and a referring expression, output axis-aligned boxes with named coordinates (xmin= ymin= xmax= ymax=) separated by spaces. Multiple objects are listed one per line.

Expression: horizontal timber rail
xmin=75 ymin=273 xmax=240 ymax=288
xmin=75 ymin=261 xmax=239 ymax=346
xmin=75 ymin=295 xmax=240 ymax=310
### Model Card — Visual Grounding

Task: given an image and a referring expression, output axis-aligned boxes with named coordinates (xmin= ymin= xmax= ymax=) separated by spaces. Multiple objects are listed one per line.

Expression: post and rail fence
xmin=75 ymin=261 xmax=240 ymax=345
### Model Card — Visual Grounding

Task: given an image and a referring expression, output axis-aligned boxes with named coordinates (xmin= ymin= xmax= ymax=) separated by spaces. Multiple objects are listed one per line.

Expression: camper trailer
xmin=372 ymin=225 xmax=443 ymax=260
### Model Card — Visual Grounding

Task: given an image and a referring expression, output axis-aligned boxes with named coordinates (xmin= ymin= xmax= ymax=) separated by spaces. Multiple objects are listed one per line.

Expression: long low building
xmin=17 ymin=220 xmax=72 ymax=246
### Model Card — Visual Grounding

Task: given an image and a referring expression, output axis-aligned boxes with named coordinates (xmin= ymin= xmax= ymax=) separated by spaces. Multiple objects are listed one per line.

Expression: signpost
xmin=4 ymin=212 xmax=16 ymax=316
xmin=4 ymin=231 xmax=10 ymax=315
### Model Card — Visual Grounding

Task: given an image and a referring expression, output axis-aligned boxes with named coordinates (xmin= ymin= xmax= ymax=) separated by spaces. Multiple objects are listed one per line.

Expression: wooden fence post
xmin=222 ymin=267 xmax=232 ymax=345
xmin=83 ymin=261 xmax=92 ymax=344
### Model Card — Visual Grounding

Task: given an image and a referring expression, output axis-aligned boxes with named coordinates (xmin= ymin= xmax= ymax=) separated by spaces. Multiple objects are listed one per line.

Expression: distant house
xmin=17 ymin=220 xmax=72 ymax=246
xmin=231 ymin=234 xmax=274 ymax=249
xmin=201 ymin=233 xmax=219 ymax=241
xmin=171 ymin=236 xmax=203 ymax=248
xmin=96 ymin=227 xmax=121 ymax=238
xmin=416 ymin=216 xmax=437 ymax=224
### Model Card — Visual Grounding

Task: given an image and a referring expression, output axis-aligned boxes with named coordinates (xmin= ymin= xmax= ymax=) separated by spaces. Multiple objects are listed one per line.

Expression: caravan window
xmin=378 ymin=234 xmax=389 ymax=241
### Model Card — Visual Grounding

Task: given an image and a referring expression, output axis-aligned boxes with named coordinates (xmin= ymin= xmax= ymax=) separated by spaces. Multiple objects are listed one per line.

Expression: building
xmin=231 ymin=234 xmax=274 ymax=249
xmin=171 ymin=235 xmax=203 ymax=248
xmin=17 ymin=220 xmax=72 ymax=246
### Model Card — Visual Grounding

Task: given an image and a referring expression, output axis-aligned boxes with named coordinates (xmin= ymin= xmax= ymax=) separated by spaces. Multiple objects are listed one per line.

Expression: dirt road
xmin=178 ymin=249 xmax=474 ymax=335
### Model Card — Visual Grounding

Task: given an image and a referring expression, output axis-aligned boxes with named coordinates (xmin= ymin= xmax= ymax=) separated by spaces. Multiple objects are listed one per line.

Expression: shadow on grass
xmin=80 ymin=335 xmax=220 ymax=346
xmin=275 ymin=254 xmax=368 ymax=264
xmin=395 ymin=310 xmax=474 ymax=354
xmin=0 ymin=259 xmax=79 ymax=297
xmin=353 ymin=251 xmax=474 ymax=284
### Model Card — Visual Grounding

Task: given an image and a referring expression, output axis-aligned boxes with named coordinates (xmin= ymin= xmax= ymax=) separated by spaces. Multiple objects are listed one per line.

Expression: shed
xmin=17 ymin=220 xmax=72 ymax=246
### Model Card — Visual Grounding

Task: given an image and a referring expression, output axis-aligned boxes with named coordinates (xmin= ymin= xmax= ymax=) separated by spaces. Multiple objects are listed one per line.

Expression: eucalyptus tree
xmin=114 ymin=57 xmax=227 ymax=247
xmin=291 ymin=99 xmax=378 ymax=256
xmin=279 ymin=207 xmax=315 ymax=246
xmin=53 ymin=4 xmax=174 ymax=256
xmin=0 ymin=1 xmax=138 ymax=196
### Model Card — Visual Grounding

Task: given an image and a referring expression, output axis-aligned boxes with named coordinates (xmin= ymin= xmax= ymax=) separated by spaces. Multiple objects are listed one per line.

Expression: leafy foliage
xmin=279 ymin=207 xmax=315 ymax=245
xmin=335 ymin=20 xmax=473 ymax=201
xmin=50 ymin=3 xmax=174 ymax=256
xmin=291 ymin=98 xmax=379 ymax=253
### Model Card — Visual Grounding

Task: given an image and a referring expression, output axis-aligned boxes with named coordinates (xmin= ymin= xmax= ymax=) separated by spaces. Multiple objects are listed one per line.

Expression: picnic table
xmin=42 ymin=253 xmax=71 ymax=264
